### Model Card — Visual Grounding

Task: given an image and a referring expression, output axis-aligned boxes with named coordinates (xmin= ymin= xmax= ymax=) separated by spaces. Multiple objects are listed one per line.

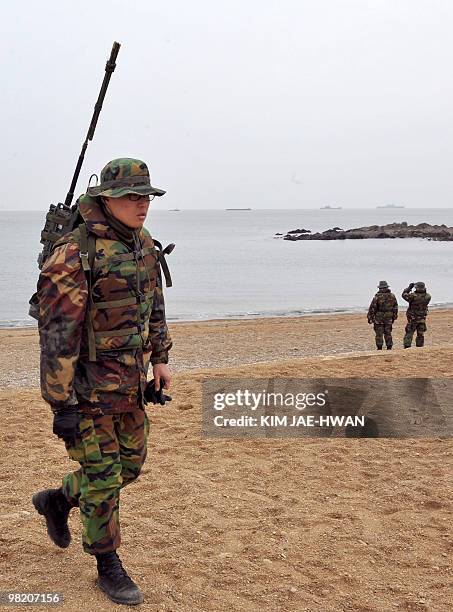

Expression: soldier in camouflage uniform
xmin=402 ymin=281 xmax=431 ymax=348
xmin=32 ymin=158 xmax=172 ymax=606
xmin=367 ymin=280 xmax=398 ymax=350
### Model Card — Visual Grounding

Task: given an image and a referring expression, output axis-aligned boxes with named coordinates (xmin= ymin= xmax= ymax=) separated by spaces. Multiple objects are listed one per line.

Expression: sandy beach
xmin=0 ymin=311 xmax=452 ymax=611
xmin=2 ymin=308 xmax=453 ymax=387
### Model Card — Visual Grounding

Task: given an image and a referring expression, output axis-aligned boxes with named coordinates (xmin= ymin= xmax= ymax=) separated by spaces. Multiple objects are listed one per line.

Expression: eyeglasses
xmin=127 ymin=194 xmax=155 ymax=202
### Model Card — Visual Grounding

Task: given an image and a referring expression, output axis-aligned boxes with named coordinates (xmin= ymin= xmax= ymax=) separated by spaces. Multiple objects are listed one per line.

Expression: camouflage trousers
xmin=373 ymin=322 xmax=393 ymax=349
xmin=404 ymin=320 xmax=427 ymax=348
xmin=61 ymin=409 xmax=149 ymax=555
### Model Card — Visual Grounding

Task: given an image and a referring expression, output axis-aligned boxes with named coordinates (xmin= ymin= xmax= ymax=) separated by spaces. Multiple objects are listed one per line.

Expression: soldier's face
xmin=103 ymin=195 xmax=150 ymax=229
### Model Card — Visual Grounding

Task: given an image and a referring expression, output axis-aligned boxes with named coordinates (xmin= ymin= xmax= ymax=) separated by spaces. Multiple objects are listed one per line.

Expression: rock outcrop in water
xmin=281 ymin=222 xmax=453 ymax=241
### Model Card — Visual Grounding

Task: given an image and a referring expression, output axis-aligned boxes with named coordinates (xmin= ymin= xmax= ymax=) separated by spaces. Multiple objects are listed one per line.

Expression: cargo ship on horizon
xmin=377 ymin=204 xmax=405 ymax=209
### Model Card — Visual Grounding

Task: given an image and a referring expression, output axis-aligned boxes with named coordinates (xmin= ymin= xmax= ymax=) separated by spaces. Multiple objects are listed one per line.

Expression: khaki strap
xmin=86 ymin=232 xmax=97 ymax=361
xmin=78 ymin=224 xmax=91 ymax=273
xmin=78 ymin=224 xmax=97 ymax=361
xmin=111 ymin=252 xmax=135 ymax=262
xmin=93 ymin=297 xmax=137 ymax=309
xmin=106 ymin=247 xmax=155 ymax=263
xmin=94 ymin=326 xmax=140 ymax=338
xmin=98 ymin=244 xmax=171 ymax=288
xmin=92 ymin=292 xmax=153 ymax=310
xmin=88 ymin=232 xmax=97 ymax=268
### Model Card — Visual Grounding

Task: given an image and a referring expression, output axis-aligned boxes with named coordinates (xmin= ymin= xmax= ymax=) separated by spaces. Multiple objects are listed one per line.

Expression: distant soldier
xmin=367 ymin=281 xmax=398 ymax=350
xmin=402 ymin=282 xmax=431 ymax=348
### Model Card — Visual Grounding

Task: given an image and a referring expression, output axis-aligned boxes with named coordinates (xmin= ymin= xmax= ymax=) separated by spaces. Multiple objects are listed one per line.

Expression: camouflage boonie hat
xmin=87 ymin=158 xmax=166 ymax=198
xmin=415 ymin=281 xmax=426 ymax=290
xmin=378 ymin=280 xmax=389 ymax=289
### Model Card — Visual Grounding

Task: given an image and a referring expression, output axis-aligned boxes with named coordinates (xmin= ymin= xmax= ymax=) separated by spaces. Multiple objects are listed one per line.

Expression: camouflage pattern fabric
xmin=87 ymin=158 xmax=166 ymax=199
xmin=402 ymin=286 xmax=431 ymax=322
xmin=61 ymin=409 xmax=149 ymax=554
xmin=367 ymin=288 xmax=398 ymax=349
xmin=373 ymin=322 xmax=393 ymax=350
xmin=402 ymin=286 xmax=431 ymax=348
xmin=404 ymin=321 xmax=428 ymax=348
xmin=37 ymin=195 xmax=172 ymax=415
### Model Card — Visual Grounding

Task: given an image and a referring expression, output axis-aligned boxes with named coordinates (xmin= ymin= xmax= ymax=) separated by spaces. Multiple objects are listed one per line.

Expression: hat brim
xmin=87 ymin=184 xmax=166 ymax=198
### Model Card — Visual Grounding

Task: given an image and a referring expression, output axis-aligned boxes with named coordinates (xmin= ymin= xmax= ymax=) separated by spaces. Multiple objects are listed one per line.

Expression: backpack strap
xmin=78 ymin=223 xmax=97 ymax=362
xmin=152 ymin=238 xmax=174 ymax=287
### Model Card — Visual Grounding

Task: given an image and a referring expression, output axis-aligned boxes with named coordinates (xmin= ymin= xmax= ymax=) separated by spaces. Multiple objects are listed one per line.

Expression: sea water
xmin=1 ymin=208 xmax=452 ymax=326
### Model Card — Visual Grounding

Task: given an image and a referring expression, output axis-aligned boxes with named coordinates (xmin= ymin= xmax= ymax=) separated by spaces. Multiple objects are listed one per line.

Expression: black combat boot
xmin=376 ymin=346 xmax=383 ymax=350
xmin=386 ymin=345 xmax=392 ymax=350
xmin=32 ymin=488 xmax=72 ymax=548
xmin=95 ymin=551 xmax=144 ymax=605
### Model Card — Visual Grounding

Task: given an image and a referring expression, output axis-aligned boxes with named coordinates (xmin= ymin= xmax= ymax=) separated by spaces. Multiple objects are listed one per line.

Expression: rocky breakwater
xmin=282 ymin=222 xmax=453 ymax=241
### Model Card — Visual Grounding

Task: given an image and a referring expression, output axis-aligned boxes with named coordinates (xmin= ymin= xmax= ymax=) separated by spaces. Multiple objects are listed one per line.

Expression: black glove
xmin=144 ymin=379 xmax=172 ymax=406
xmin=52 ymin=405 xmax=80 ymax=443
xmin=367 ymin=317 xmax=373 ymax=324
xmin=408 ymin=282 xmax=415 ymax=290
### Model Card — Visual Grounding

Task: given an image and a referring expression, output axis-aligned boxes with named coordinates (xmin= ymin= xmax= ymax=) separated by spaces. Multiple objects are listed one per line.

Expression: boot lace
xmin=98 ymin=552 xmax=135 ymax=589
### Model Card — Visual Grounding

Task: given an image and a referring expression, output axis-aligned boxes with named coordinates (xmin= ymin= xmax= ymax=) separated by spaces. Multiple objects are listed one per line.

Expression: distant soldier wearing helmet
xmin=367 ymin=281 xmax=398 ymax=350
xmin=402 ymin=281 xmax=431 ymax=348
xmin=32 ymin=158 xmax=173 ymax=605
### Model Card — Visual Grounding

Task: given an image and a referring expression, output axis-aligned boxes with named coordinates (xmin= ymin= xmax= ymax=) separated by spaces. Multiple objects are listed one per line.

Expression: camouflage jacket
xmin=38 ymin=197 xmax=172 ymax=415
xmin=402 ymin=288 xmax=431 ymax=322
xmin=367 ymin=289 xmax=398 ymax=323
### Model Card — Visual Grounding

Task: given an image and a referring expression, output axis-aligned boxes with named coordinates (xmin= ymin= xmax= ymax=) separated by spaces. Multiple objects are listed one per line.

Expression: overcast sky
xmin=2 ymin=0 xmax=453 ymax=210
